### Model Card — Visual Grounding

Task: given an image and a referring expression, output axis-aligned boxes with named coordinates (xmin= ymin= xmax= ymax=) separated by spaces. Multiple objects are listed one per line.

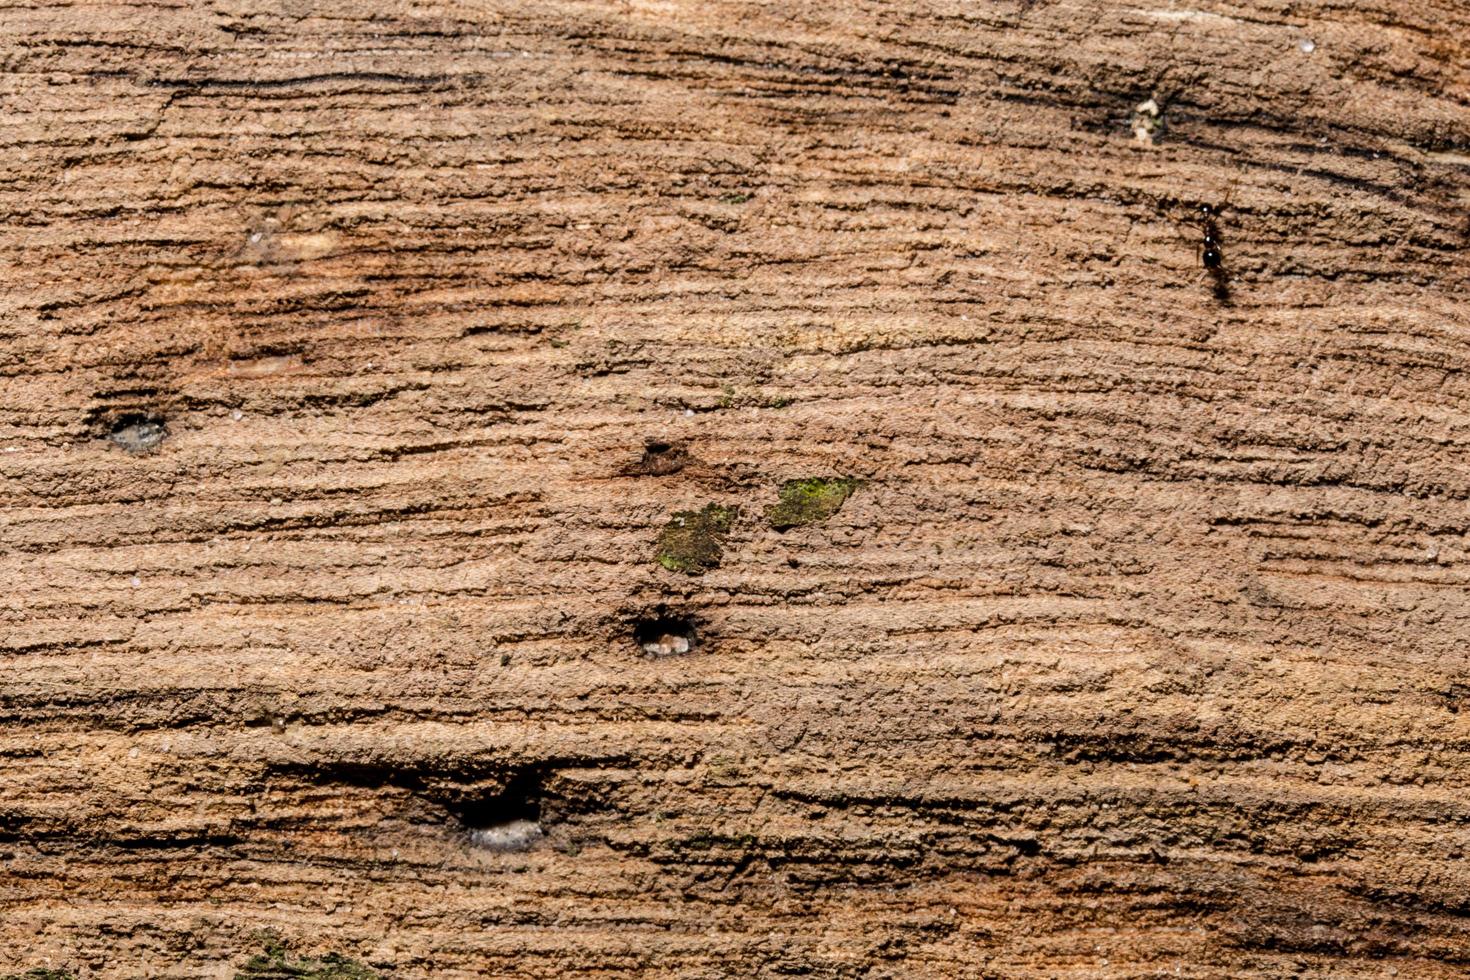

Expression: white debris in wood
xmin=642 ymin=633 xmax=692 ymax=656
xmin=468 ymin=819 xmax=544 ymax=851
xmin=1132 ymin=98 xmax=1162 ymax=145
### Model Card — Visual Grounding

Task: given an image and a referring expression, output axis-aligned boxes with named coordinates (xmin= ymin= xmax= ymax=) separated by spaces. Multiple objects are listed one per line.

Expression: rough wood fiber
xmin=2 ymin=0 xmax=1469 ymax=976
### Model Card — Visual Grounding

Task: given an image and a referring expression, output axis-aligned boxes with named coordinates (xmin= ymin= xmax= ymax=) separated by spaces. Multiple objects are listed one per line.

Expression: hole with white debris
xmin=454 ymin=770 xmax=545 ymax=852
xmin=1131 ymin=97 xmax=1163 ymax=145
xmin=107 ymin=413 xmax=168 ymax=454
xmin=468 ymin=819 xmax=544 ymax=851
xmin=633 ymin=613 xmax=698 ymax=657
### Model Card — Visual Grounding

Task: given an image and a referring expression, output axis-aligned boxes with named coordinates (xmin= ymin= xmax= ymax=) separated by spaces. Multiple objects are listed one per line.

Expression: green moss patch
xmin=656 ymin=504 xmax=738 ymax=575
xmin=235 ymin=942 xmax=379 ymax=980
xmin=765 ymin=477 xmax=861 ymax=530
xmin=2 ymin=971 xmax=77 ymax=980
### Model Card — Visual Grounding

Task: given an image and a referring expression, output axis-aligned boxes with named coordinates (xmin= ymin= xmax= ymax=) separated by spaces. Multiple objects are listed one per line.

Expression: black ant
xmin=1185 ymin=183 xmax=1236 ymax=302
xmin=1198 ymin=203 xmax=1224 ymax=270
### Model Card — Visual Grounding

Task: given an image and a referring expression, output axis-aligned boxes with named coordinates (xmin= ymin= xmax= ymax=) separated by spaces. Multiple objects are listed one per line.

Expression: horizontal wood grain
xmin=2 ymin=0 xmax=1469 ymax=976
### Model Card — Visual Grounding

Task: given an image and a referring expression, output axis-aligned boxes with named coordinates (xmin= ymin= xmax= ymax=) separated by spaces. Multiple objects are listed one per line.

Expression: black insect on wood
xmin=1195 ymin=199 xmax=1231 ymax=302
xmin=1185 ymin=178 xmax=1239 ymax=303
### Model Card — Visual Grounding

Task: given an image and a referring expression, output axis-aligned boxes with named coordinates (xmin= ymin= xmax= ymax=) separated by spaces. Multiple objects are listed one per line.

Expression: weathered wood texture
xmin=3 ymin=0 xmax=1470 ymax=976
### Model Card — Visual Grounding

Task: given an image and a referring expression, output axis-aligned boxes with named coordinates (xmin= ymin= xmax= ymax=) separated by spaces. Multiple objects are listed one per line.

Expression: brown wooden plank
xmin=2 ymin=0 xmax=1469 ymax=976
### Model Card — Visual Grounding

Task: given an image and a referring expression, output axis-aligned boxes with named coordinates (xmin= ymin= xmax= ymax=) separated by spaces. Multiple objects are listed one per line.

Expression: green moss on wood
xmin=765 ymin=477 xmax=861 ymax=530
xmin=235 ymin=942 xmax=379 ymax=980
xmin=656 ymin=504 xmax=738 ymax=574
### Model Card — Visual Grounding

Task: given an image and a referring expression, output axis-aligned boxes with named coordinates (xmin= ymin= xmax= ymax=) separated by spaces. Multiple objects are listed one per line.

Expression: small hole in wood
xmin=452 ymin=770 xmax=545 ymax=851
xmin=107 ymin=413 xmax=167 ymax=454
xmin=633 ymin=614 xmax=698 ymax=657
xmin=625 ymin=440 xmax=690 ymax=476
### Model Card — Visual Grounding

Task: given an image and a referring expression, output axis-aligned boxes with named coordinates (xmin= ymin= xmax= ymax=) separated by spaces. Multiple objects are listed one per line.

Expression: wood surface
xmin=3 ymin=0 xmax=1470 ymax=976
